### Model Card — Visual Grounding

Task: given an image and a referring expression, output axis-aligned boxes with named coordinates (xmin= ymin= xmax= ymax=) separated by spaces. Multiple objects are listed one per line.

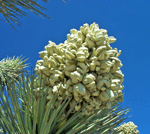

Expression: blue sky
xmin=0 ymin=0 xmax=150 ymax=133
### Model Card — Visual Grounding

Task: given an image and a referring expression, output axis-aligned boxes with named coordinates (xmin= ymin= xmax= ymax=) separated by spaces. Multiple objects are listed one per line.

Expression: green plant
xmin=0 ymin=22 xmax=139 ymax=133
xmin=0 ymin=56 xmax=28 ymax=91
xmin=0 ymin=69 xmax=130 ymax=134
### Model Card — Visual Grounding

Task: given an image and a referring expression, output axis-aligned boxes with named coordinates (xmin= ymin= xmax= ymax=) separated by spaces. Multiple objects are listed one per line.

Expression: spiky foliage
xmin=0 ymin=69 xmax=130 ymax=134
xmin=0 ymin=56 xmax=28 ymax=91
xmin=0 ymin=0 xmax=67 ymax=31
xmin=77 ymin=105 xmax=130 ymax=134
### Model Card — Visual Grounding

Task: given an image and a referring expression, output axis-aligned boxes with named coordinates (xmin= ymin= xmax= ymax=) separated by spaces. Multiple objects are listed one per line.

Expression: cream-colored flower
xmin=34 ymin=22 xmax=124 ymax=116
xmin=114 ymin=121 xmax=139 ymax=134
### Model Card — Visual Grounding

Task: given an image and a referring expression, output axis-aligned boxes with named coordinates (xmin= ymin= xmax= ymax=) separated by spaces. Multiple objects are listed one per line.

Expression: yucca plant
xmin=0 ymin=66 xmax=130 ymax=134
xmin=0 ymin=21 xmax=134 ymax=133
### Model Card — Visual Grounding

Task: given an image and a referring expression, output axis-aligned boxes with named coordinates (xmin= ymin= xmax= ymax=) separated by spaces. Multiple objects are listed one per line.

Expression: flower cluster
xmin=34 ymin=22 xmax=124 ymax=116
xmin=114 ymin=121 xmax=139 ymax=134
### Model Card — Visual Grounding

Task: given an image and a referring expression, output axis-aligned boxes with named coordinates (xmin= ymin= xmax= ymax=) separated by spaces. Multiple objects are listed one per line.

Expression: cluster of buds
xmin=34 ymin=22 xmax=124 ymax=116
xmin=114 ymin=121 xmax=139 ymax=134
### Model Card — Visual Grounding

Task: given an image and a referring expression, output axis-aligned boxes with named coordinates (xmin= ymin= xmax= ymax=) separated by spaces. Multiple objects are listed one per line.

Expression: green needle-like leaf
xmin=0 ymin=0 xmax=69 ymax=30
xmin=0 ymin=68 xmax=131 ymax=134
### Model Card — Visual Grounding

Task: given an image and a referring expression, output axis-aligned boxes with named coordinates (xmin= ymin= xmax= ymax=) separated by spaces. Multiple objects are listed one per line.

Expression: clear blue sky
xmin=0 ymin=0 xmax=150 ymax=133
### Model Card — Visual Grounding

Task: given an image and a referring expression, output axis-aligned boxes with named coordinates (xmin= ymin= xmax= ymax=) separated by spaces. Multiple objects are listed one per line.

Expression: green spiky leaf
xmin=0 ymin=69 xmax=130 ymax=134
xmin=0 ymin=0 xmax=69 ymax=31
xmin=0 ymin=56 xmax=28 ymax=91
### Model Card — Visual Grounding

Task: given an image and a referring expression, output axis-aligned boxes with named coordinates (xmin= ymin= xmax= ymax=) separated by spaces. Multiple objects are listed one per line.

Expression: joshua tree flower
xmin=34 ymin=22 xmax=124 ymax=118
xmin=113 ymin=121 xmax=139 ymax=134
